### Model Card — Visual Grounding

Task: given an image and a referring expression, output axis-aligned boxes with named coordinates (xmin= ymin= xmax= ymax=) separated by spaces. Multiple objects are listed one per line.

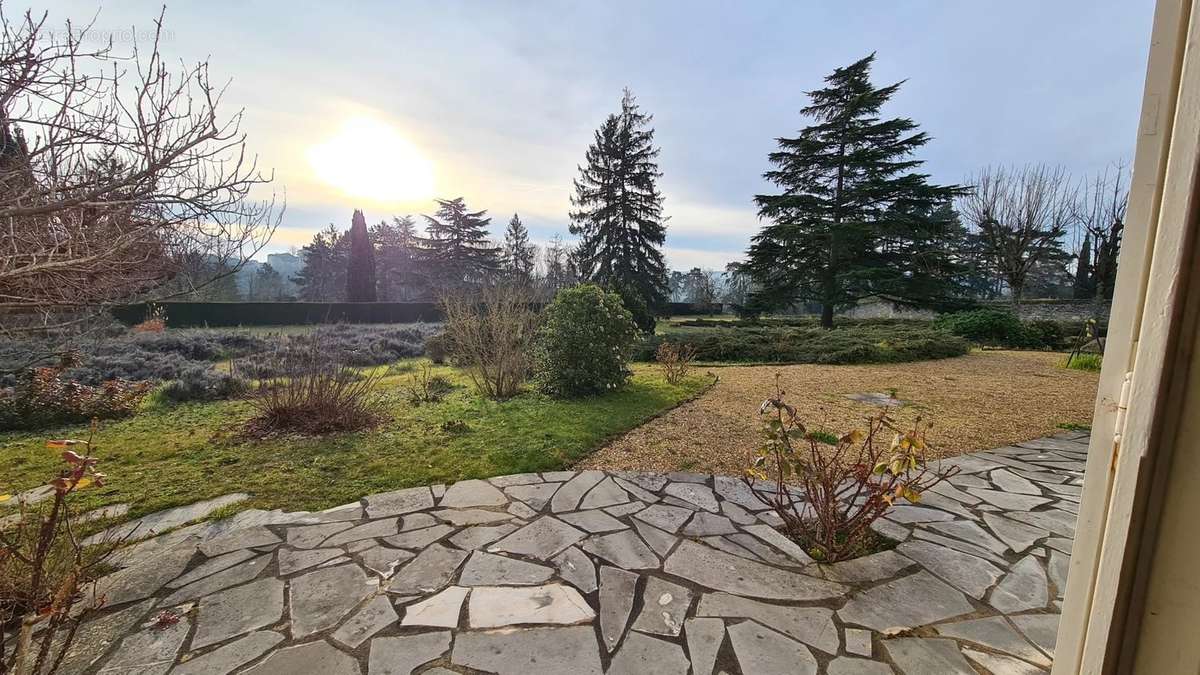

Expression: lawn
xmin=0 ymin=362 xmax=712 ymax=521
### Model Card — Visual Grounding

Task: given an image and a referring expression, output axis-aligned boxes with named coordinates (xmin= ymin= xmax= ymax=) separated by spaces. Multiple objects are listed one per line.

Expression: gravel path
xmin=581 ymin=351 xmax=1099 ymax=476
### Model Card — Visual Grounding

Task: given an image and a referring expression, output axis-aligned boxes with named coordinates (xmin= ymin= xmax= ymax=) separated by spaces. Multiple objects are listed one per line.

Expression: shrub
xmin=159 ymin=365 xmax=250 ymax=403
xmin=655 ymin=342 xmax=696 ymax=385
xmin=1065 ymin=352 xmax=1103 ymax=372
xmin=745 ymin=375 xmax=959 ymax=562
xmin=405 ymin=364 xmax=455 ymax=405
xmin=247 ymin=340 xmax=385 ymax=435
xmin=1023 ymin=319 xmax=1068 ymax=350
xmin=0 ymin=358 xmax=151 ymax=432
xmin=933 ymin=308 xmax=1026 ymax=345
xmin=440 ymin=285 xmax=539 ymax=400
xmin=424 ymin=332 xmax=448 ymax=364
xmin=534 ymin=284 xmax=638 ymax=397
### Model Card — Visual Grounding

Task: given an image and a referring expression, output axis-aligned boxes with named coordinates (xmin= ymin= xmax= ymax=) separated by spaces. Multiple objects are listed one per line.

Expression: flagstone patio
xmin=29 ymin=431 xmax=1087 ymax=674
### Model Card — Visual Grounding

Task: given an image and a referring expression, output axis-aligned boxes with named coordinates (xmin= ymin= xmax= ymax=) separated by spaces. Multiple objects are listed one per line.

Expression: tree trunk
xmin=820 ymin=302 xmax=834 ymax=329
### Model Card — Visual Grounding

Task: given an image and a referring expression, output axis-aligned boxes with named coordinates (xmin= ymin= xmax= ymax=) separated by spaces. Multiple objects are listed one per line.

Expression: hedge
xmin=660 ymin=302 xmax=724 ymax=316
xmin=111 ymin=302 xmax=444 ymax=327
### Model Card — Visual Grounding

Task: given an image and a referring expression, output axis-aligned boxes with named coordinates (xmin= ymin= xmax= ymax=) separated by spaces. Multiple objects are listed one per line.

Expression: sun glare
xmin=307 ymin=117 xmax=435 ymax=202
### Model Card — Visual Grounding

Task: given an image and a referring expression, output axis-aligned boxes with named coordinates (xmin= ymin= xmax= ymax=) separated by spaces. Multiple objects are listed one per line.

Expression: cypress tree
xmin=346 ymin=209 xmax=377 ymax=301
xmin=502 ymin=213 xmax=536 ymax=282
xmin=570 ymin=89 xmax=668 ymax=332
xmin=1073 ymin=232 xmax=1094 ymax=299
xmin=421 ymin=197 xmax=501 ymax=292
xmin=746 ymin=54 xmax=964 ymax=327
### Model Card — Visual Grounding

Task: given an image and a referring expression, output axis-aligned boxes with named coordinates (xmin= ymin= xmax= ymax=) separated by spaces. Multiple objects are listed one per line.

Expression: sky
xmin=51 ymin=0 xmax=1156 ymax=270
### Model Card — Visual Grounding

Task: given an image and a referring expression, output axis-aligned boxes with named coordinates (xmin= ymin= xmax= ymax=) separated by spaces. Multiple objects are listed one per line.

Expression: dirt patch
xmin=579 ymin=350 xmax=1100 ymax=477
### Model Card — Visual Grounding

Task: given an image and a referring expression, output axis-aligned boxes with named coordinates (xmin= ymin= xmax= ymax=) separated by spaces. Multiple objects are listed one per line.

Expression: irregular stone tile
xmin=664 ymin=540 xmax=845 ymax=601
xmin=92 ymin=539 xmax=198 ymax=608
xmin=630 ymin=576 xmax=692 ymax=636
xmin=382 ymin=524 xmax=455 ymax=549
xmin=838 ymin=571 xmax=972 ymax=632
xmin=701 ymin=535 xmax=763 ymax=561
xmin=882 ymin=637 xmax=976 ymax=674
xmin=698 ymin=592 xmax=838 ymax=654
xmin=198 ymin=526 xmax=282 ymax=558
xmin=821 ymin=549 xmax=913 ymax=583
xmin=542 ymin=470 xmax=576 ymax=481
xmin=489 ymin=472 xmax=543 ymax=487
xmin=560 ymin=509 xmax=627 ymax=533
xmin=167 ymin=549 xmax=258 ymax=588
xmin=552 ymin=545 xmax=597 ymax=593
xmin=991 ymin=468 xmax=1043 ymax=495
xmin=440 ymin=479 xmax=508 ymax=507
xmin=886 ymin=505 xmax=957 ymax=524
xmin=431 ymin=508 xmax=512 ymax=526
xmin=1045 ymin=482 xmax=1083 ymax=496
xmin=727 ymin=620 xmax=817 ymax=674
xmin=714 ymin=476 xmax=769 ymax=511
xmin=605 ymin=501 xmax=646 ymax=518
xmin=897 ymin=541 xmax=1003 ymax=600
xmin=740 ymin=523 xmax=815 ymax=565
xmin=314 ymin=502 xmax=364 ymax=522
xmin=242 ymin=640 xmax=359 ymax=675
xmin=719 ymin=501 xmax=758 ymax=525
xmin=1011 ymin=613 xmax=1059 ymax=657
xmin=507 ymin=500 xmax=539 ymax=519
xmin=468 ymin=584 xmax=595 ymax=628
xmin=1008 ymin=509 xmax=1078 ymax=537
xmin=84 ymin=493 xmax=250 ymax=545
xmin=990 ymin=554 xmax=1050 ymax=613
xmin=397 ymin=512 xmax=437 ymax=531
xmin=663 ymin=482 xmax=719 ymax=512
xmin=400 ymin=586 xmax=469 ymax=628
xmin=685 ymin=617 xmax=724 ymax=675
xmin=347 ymin=539 xmax=377 ymax=553
xmin=459 ymin=551 xmax=554 ymax=586
xmin=632 ymin=519 xmax=679 ymax=557
xmin=828 ymin=656 xmax=894 ymax=675
xmin=193 ymin=577 xmax=284 ymax=649
xmin=613 ymin=471 xmax=668 ymax=492
xmin=1049 ymin=549 xmax=1069 ymax=596
xmin=948 ymin=473 xmax=992 ymax=489
xmin=451 ymin=626 xmax=602 ymax=675
xmin=370 ymin=631 xmax=451 ymax=675
xmin=579 ymin=477 xmax=630 ymax=509
xmin=726 ymin=533 xmax=802 ymax=567
xmin=963 ymin=648 xmax=1046 ymax=675
xmin=162 ymin=552 xmax=273 ymax=605
xmin=551 ymin=470 xmax=606 ymax=512
xmin=171 ymin=630 xmax=283 ymax=675
xmin=667 ymin=471 xmax=708 ymax=483
xmin=358 ymin=545 xmax=416 ymax=578
xmin=96 ymin=618 xmax=189 ymax=675
xmin=285 ymin=521 xmax=354 ymax=549
xmin=925 ymin=519 xmax=1010 ymax=556
xmin=911 ymin=529 xmax=1007 ymax=565
xmin=935 ymin=616 xmax=1051 ymax=667
xmin=633 ymin=504 xmax=693 ymax=533
xmin=600 ymin=566 xmax=639 ymax=652
xmin=612 ymin=476 xmax=662 ymax=503
xmin=581 ymin=530 xmax=659 ymax=569
xmin=388 ymin=544 xmax=469 ymax=594
xmin=984 ymin=512 xmax=1049 ymax=554
xmin=682 ymin=512 xmax=739 ymax=536
xmin=967 ymin=488 xmax=1052 ymax=511
xmin=505 ymin=482 xmax=562 ymax=510
xmin=449 ymin=522 xmax=518 ymax=549
xmin=926 ymin=480 xmax=983 ymax=505
xmin=32 ymin=599 xmax=153 ymax=675
xmin=290 ymin=563 xmax=376 ymax=637
xmin=1045 ymin=537 xmax=1073 ymax=554
xmin=331 ymin=595 xmax=398 ymax=648
xmin=845 ymin=627 xmax=872 ymax=657
xmin=324 ymin=518 xmax=399 ymax=547
xmin=489 ymin=516 xmax=586 ymax=559
xmin=606 ymin=631 xmax=690 ymax=675
xmin=363 ymin=486 xmax=434 ymax=518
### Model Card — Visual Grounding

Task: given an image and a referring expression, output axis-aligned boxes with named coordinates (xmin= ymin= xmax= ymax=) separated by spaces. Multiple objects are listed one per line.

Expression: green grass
xmin=0 ymin=361 xmax=711 ymax=521
xmin=1064 ymin=353 xmax=1103 ymax=372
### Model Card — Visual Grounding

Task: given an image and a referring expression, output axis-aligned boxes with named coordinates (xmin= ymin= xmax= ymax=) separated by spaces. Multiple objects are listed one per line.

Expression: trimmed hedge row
xmin=112 ymin=302 xmax=443 ymax=327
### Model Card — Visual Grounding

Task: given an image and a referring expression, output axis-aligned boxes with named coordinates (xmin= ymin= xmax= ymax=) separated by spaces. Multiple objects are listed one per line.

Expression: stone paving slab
xmin=52 ymin=431 xmax=1087 ymax=674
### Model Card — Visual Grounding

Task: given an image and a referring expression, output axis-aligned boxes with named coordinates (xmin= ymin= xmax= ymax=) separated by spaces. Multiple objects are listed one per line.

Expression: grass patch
xmin=1064 ymin=353 xmax=1103 ymax=372
xmin=0 ymin=361 xmax=710 ymax=520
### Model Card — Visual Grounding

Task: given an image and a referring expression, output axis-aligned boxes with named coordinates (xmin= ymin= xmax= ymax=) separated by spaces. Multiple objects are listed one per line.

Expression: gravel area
xmin=580 ymin=350 xmax=1100 ymax=476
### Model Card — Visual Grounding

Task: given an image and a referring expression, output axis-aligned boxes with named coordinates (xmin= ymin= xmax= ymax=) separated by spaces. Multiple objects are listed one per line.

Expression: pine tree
xmin=570 ymin=89 xmax=668 ymax=331
xmin=372 ymin=216 xmax=425 ymax=300
xmin=252 ymin=263 xmax=287 ymax=300
xmin=294 ymin=225 xmax=348 ymax=301
xmin=420 ymin=197 xmax=501 ymax=292
xmin=345 ymin=210 xmax=377 ymax=302
xmin=746 ymin=54 xmax=964 ymax=327
xmin=502 ymin=213 xmax=536 ymax=282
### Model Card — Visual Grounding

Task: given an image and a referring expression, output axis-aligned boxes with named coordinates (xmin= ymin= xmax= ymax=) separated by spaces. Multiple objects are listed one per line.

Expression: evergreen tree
xmin=746 ymin=54 xmax=964 ymax=327
xmin=372 ymin=216 xmax=425 ymax=300
xmin=346 ymin=210 xmax=377 ymax=301
xmin=569 ymin=89 xmax=668 ymax=331
xmin=1073 ymin=232 xmax=1094 ymax=299
xmin=502 ymin=213 xmax=536 ymax=282
xmin=251 ymin=263 xmax=287 ymax=300
xmin=420 ymin=197 xmax=501 ymax=292
xmin=293 ymin=225 xmax=348 ymax=301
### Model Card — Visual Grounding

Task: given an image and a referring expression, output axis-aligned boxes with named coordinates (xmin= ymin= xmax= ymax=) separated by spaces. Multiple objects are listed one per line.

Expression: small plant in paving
xmin=1 ymin=427 xmax=125 ymax=675
xmin=655 ymin=342 xmax=696 ymax=385
xmin=534 ymin=284 xmax=638 ymax=397
xmin=745 ymin=375 xmax=958 ymax=562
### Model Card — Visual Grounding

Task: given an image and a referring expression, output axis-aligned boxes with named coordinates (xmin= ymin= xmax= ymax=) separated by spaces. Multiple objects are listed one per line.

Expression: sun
xmin=307 ymin=117 xmax=435 ymax=203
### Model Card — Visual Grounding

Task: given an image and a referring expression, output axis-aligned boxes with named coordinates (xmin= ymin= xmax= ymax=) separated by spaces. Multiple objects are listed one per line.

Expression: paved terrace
xmin=28 ymin=431 xmax=1086 ymax=674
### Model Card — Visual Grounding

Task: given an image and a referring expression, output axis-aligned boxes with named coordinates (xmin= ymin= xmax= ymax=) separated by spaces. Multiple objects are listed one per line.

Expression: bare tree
xmin=0 ymin=6 xmax=279 ymax=333
xmin=1072 ymin=162 xmax=1128 ymax=303
xmin=958 ymin=165 xmax=1072 ymax=306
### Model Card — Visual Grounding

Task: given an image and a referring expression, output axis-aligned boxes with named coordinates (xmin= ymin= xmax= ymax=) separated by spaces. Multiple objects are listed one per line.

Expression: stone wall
xmin=988 ymin=300 xmax=1111 ymax=323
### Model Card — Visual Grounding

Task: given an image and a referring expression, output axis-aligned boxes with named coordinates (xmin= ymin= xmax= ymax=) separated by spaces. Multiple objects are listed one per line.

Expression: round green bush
xmin=534 ymin=284 xmax=638 ymax=397
xmin=933 ymin=308 xmax=1025 ymax=345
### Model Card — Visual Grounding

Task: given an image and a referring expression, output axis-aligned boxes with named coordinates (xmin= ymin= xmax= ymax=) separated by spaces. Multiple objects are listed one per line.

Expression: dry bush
xmin=405 ymin=364 xmax=455 ymax=405
xmin=745 ymin=375 xmax=958 ymax=562
xmin=655 ymin=342 xmax=696 ymax=384
xmin=440 ymin=284 xmax=539 ymax=399
xmin=247 ymin=340 xmax=384 ymax=435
